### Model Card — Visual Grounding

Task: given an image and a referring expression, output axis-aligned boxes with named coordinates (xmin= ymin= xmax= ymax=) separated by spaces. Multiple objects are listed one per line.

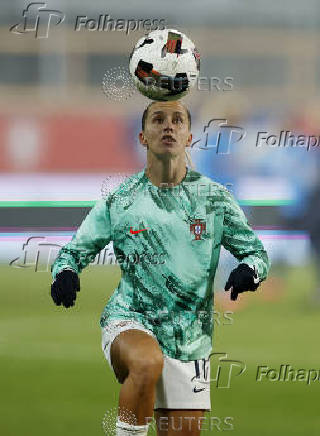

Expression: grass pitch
xmin=0 ymin=264 xmax=319 ymax=435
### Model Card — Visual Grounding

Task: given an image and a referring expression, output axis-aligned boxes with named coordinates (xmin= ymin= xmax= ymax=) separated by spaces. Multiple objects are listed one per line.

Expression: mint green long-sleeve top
xmin=51 ymin=168 xmax=270 ymax=360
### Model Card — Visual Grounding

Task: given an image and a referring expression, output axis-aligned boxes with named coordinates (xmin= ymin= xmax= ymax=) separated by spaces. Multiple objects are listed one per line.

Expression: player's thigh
xmin=110 ymin=328 xmax=164 ymax=384
xmin=155 ymin=409 xmax=205 ymax=436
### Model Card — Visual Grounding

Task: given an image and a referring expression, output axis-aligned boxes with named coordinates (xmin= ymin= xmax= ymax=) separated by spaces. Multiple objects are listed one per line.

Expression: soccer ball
xmin=129 ymin=28 xmax=200 ymax=101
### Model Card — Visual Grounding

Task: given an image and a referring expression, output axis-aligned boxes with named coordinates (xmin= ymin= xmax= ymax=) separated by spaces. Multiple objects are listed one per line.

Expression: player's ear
xmin=186 ymin=132 xmax=192 ymax=148
xmin=139 ymin=131 xmax=148 ymax=149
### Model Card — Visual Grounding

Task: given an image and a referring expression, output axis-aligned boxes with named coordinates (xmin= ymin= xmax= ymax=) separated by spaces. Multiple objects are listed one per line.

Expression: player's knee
xmin=130 ymin=353 xmax=164 ymax=384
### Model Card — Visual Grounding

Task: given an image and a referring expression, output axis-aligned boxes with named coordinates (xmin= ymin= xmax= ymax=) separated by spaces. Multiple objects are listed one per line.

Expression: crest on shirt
xmin=190 ymin=219 xmax=206 ymax=240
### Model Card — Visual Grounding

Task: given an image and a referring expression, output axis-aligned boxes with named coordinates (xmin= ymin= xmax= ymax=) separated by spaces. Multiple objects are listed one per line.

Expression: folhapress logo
xmin=10 ymin=2 xmax=65 ymax=38
xmin=191 ymin=119 xmax=246 ymax=154
xmin=10 ymin=4 xmax=166 ymax=39
xmin=190 ymin=352 xmax=246 ymax=391
xmin=209 ymin=352 xmax=246 ymax=388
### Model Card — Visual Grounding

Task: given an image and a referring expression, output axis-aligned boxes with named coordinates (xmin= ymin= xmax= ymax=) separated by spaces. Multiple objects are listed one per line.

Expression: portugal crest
xmin=190 ymin=219 xmax=206 ymax=241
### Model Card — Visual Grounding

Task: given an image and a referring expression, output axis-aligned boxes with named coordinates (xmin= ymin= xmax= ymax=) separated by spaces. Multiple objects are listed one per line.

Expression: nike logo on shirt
xmin=130 ymin=227 xmax=149 ymax=234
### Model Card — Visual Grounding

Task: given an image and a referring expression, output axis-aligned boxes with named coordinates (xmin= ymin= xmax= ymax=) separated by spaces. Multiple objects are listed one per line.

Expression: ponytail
xmin=185 ymin=148 xmax=195 ymax=170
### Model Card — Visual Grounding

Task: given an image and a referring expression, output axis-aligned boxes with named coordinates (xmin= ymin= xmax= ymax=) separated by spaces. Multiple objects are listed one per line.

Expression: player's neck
xmin=145 ymin=159 xmax=187 ymax=187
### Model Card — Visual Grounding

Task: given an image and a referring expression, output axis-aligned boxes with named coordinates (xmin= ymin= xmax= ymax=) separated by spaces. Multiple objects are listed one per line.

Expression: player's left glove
xmin=224 ymin=263 xmax=260 ymax=301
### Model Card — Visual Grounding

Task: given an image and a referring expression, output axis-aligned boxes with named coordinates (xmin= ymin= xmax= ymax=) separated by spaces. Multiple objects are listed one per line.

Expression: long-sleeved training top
xmin=52 ymin=167 xmax=270 ymax=360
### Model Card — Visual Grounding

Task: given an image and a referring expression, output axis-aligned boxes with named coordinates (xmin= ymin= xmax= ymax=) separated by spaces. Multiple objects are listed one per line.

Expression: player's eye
xmin=173 ymin=117 xmax=183 ymax=123
xmin=153 ymin=117 xmax=163 ymax=123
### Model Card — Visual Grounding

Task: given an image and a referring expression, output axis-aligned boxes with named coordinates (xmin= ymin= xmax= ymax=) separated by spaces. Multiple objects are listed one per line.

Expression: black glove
xmin=51 ymin=269 xmax=80 ymax=308
xmin=224 ymin=263 xmax=260 ymax=301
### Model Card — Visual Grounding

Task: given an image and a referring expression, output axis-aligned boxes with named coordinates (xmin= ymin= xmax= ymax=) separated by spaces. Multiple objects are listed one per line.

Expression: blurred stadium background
xmin=1 ymin=1 xmax=320 ymax=435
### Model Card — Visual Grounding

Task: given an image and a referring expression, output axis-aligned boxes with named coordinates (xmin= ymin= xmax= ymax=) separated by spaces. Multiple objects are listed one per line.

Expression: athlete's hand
xmin=224 ymin=263 xmax=260 ymax=301
xmin=51 ymin=269 xmax=80 ymax=308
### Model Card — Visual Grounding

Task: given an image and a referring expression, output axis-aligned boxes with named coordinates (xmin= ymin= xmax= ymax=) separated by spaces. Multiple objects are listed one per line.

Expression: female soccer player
xmin=51 ymin=100 xmax=270 ymax=436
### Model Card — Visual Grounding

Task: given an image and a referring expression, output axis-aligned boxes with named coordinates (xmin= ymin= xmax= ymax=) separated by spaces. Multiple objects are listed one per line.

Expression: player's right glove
xmin=51 ymin=269 xmax=80 ymax=308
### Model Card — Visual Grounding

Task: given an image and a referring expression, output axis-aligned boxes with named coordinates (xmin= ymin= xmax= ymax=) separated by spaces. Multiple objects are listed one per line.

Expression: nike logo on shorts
xmin=193 ymin=387 xmax=206 ymax=393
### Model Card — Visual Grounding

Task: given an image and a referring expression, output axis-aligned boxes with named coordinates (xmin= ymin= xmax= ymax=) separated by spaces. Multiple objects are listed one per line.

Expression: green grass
xmin=1 ymin=264 xmax=319 ymax=435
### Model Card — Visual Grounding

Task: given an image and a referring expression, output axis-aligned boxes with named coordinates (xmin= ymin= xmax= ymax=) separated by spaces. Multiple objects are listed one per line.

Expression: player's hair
xmin=141 ymin=101 xmax=195 ymax=170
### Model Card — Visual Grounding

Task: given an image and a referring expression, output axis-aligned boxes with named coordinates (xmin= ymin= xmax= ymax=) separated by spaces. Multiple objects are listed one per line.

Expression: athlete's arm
xmin=221 ymin=189 xmax=270 ymax=298
xmin=51 ymin=197 xmax=112 ymax=280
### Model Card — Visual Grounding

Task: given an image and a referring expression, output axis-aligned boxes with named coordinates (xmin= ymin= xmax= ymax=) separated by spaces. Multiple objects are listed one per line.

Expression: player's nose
xmin=163 ymin=118 xmax=174 ymax=131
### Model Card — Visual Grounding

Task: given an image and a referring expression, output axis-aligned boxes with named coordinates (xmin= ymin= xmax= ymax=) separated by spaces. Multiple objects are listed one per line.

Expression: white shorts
xmin=101 ymin=319 xmax=211 ymax=411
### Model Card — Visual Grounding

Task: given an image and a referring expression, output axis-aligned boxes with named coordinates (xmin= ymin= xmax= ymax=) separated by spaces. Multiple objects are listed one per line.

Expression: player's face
xmin=139 ymin=101 xmax=192 ymax=158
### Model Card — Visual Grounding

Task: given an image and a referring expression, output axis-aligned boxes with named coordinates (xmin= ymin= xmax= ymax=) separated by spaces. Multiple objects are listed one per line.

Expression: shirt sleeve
xmin=51 ymin=198 xmax=112 ymax=280
xmin=221 ymin=189 xmax=270 ymax=281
